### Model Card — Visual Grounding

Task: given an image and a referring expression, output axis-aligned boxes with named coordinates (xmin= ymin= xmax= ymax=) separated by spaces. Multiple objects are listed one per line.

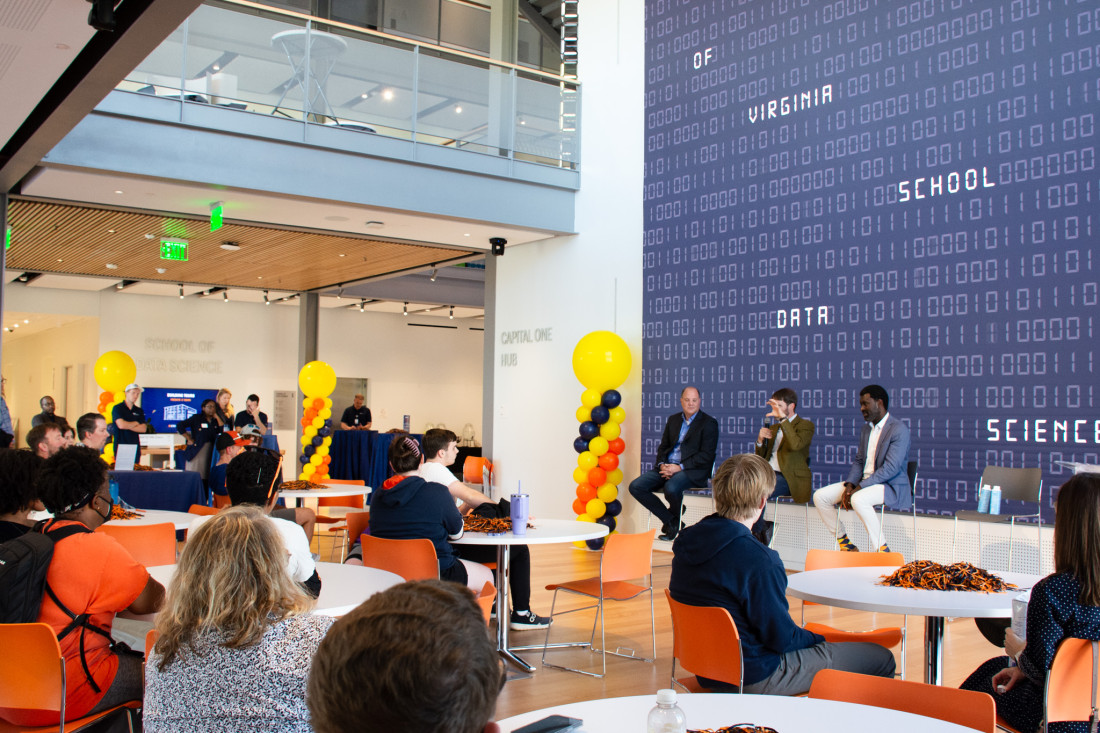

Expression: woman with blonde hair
xmin=144 ymin=505 xmax=333 ymax=732
xmin=213 ymin=388 xmax=234 ymax=429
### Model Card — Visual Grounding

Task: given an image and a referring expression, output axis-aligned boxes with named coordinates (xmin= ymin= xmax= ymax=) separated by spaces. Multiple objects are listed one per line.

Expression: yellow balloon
xmin=302 ymin=463 xmax=316 ymax=475
xmin=299 ymin=471 xmax=310 ymax=480
xmin=300 ymin=435 xmax=311 ymax=446
xmin=322 ymin=436 xmax=333 ymax=446
xmin=573 ymin=540 xmax=587 ymax=549
xmin=599 ymin=421 xmax=621 ymax=440
xmin=606 ymin=468 xmax=624 ymax=486
xmin=323 ymin=397 xmax=333 ymax=408
xmin=577 ymin=451 xmax=597 ymax=470
xmin=101 ymin=444 xmax=114 ymax=459
xmin=572 ymin=467 xmax=590 ymax=485
xmin=585 ymin=499 xmax=606 ymax=518
xmin=577 ymin=513 xmax=594 ymax=523
xmin=609 ymin=406 xmax=626 ymax=424
xmin=112 ymin=391 xmax=124 ymax=403
xmin=311 ymin=416 xmax=324 ymax=429
xmin=319 ymin=408 xmax=332 ymax=420
xmin=303 ymin=397 xmax=313 ymax=408
xmin=310 ymin=454 xmax=323 ymax=465
xmin=580 ymin=388 xmax=602 ymax=408
xmin=575 ymin=406 xmax=590 ymax=422
xmin=316 ymin=445 xmax=329 ymax=457
xmin=304 ymin=426 xmax=317 ymax=438
xmin=588 ymin=436 xmax=609 ymax=457
xmin=298 ymin=360 xmax=337 ymax=398
xmin=596 ymin=484 xmax=618 ymax=503
xmin=572 ymin=331 xmax=632 ymax=391
xmin=93 ymin=351 xmax=137 ymax=393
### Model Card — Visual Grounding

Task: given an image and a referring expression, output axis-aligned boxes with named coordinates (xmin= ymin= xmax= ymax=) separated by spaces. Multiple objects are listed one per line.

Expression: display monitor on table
xmin=141 ymin=387 xmax=219 ymax=434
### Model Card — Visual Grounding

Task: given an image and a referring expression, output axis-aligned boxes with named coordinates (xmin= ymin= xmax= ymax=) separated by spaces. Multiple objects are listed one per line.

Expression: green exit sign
xmin=160 ymin=239 xmax=189 ymax=261
xmin=210 ymin=204 xmax=223 ymax=232
xmin=4 ymin=226 xmax=10 ymax=251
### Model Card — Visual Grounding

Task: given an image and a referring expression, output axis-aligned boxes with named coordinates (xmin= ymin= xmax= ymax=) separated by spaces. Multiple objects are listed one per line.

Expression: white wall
xmin=2 ymin=286 xmax=484 ymax=450
xmin=490 ymin=0 xmax=646 ymax=526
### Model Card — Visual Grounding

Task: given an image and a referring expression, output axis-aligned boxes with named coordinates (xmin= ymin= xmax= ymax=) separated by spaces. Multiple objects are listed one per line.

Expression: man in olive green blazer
xmin=754 ymin=388 xmax=815 ymax=503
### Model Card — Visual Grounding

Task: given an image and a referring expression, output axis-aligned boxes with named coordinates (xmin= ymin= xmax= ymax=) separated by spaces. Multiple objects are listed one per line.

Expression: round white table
xmin=786 ymin=565 xmax=1042 ymax=684
xmin=278 ymin=485 xmax=371 ymax=508
xmin=498 ymin=693 xmax=978 ymax=732
xmin=109 ymin=509 xmax=196 ymax=530
xmin=453 ymin=518 xmax=609 ymax=672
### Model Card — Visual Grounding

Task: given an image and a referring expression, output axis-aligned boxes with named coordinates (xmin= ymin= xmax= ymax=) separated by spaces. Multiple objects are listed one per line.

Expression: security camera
xmin=490 ymin=237 xmax=507 ymax=256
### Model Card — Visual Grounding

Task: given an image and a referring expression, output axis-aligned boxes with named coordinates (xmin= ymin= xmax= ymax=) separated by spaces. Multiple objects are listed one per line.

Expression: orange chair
xmin=665 ymin=589 xmax=743 ymax=693
xmin=360 ymin=535 xmax=438 ymax=581
xmin=1042 ymin=638 xmax=1100 ymax=732
xmin=462 ymin=456 xmax=491 ymax=485
xmin=334 ymin=510 xmax=371 ymax=561
xmin=187 ymin=504 xmax=217 ymax=516
xmin=801 ymin=549 xmax=907 ymax=676
xmin=476 ymin=581 xmax=497 ymax=626
xmin=808 ymin=668 xmax=996 ymax=733
xmin=95 ymin=522 xmax=177 ymax=567
xmin=144 ymin=629 xmax=158 ymax=659
xmin=0 ymin=622 xmax=141 ymax=732
xmin=540 ymin=529 xmax=656 ymax=678
xmin=212 ymin=493 xmax=231 ymax=509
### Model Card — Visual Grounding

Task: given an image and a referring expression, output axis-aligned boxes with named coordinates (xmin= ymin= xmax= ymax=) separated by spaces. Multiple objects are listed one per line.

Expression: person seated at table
xmin=308 ymin=579 xmax=503 ymax=733
xmin=208 ymin=431 xmax=248 ymax=499
xmin=0 ymin=448 xmax=45 ymax=541
xmin=145 ymin=505 xmax=333 ymax=733
xmin=339 ymin=393 xmax=372 ymax=430
xmin=233 ymin=393 xmax=269 ymax=436
xmin=418 ymin=428 xmax=549 ymax=630
xmin=190 ymin=450 xmax=321 ymax=597
xmin=960 ymin=473 xmax=1100 ymax=733
xmin=359 ymin=435 xmax=494 ymax=592
xmin=0 ymin=446 xmax=165 ymax=729
xmin=76 ymin=412 xmax=111 ymax=453
xmin=175 ymin=399 xmax=221 ymax=476
xmin=670 ymin=453 xmax=895 ymax=695
xmin=26 ymin=422 xmax=67 ymax=459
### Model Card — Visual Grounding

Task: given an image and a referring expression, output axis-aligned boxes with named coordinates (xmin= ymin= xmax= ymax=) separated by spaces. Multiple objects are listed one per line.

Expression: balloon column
xmin=570 ymin=331 xmax=631 ymax=550
xmin=297 ymin=361 xmax=337 ymax=482
xmin=93 ymin=350 xmax=137 ymax=463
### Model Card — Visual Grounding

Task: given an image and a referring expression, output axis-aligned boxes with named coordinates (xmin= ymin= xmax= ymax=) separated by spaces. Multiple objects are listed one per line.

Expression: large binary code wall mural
xmin=642 ymin=0 xmax=1098 ymax=519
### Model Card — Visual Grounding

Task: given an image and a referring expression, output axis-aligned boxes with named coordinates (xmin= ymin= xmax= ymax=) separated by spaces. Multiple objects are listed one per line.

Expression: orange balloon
xmin=598 ymin=453 xmax=619 ymax=471
xmin=608 ymin=437 xmax=626 ymax=455
xmin=572 ymin=498 xmax=587 ymax=515
xmin=587 ymin=467 xmax=606 ymax=487
xmin=322 ymin=455 xmax=331 ymax=464
xmin=313 ymin=397 xmax=325 ymax=410
xmin=99 ymin=390 xmax=112 ymax=403
xmin=304 ymin=408 xmax=317 ymax=420
xmin=576 ymin=483 xmax=598 ymax=502
xmin=300 ymin=417 xmax=311 ymax=428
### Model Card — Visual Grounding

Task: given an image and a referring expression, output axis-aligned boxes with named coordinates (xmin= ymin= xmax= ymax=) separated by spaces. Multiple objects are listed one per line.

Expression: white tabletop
xmin=279 ymin=485 xmax=371 ymax=500
xmin=498 ymin=693 xmax=977 ymax=732
xmin=110 ymin=509 xmax=196 ymax=530
xmin=786 ymin=566 xmax=1044 ymax=618
xmin=147 ymin=561 xmax=401 ymax=617
xmin=452 ymin=518 xmax=608 ymax=546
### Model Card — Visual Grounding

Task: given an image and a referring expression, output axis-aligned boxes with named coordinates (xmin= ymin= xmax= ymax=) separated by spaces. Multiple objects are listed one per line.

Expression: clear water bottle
xmin=647 ymin=689 xmax=686 ymax=733
xmin=990 ymin=485 xmax=1002 ymax=515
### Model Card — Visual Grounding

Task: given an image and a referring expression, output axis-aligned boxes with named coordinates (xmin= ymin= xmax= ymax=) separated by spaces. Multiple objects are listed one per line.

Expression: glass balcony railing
xmin=115 ymin=1 xmax=580 ymax=169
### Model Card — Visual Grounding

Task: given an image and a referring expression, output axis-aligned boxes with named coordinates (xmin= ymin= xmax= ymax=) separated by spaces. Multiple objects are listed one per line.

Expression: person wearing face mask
xmin=0 ymin=447 xmax=166 ymax=729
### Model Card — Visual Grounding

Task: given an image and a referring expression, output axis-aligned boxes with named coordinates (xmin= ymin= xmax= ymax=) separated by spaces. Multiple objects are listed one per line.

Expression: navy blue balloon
xmin=579 ymin=421 xmax=599 ymax=440
xmin=601 ymin=390 xmax=622 ymax=409
xmin=586 ymin=537 xmax=606 ymax=550
xmin=318 ymin=426 xmax=332 ymax=438
xmin=596 ymin=515 xmax=616 ymax=530
xmin=604 ymin=499 xmax=623 ymax=517
xmin=323 ymin=419 xmax=333 ymax=429
xmin=311 ymin=435 xmax=324 ymax=447
xmin=573 ymin=436 xmax=589 ymax=453
xmin=590 ymin=405 xmax=610 ymax=425
xmin=303 ymin=444 xmax=315 ymax=456
xmin=298 ymin=453 xmax=310 ymax=464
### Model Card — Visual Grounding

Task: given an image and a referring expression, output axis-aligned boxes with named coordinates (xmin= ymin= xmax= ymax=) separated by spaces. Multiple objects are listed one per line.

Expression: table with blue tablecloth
xmin=110 ymin=470 xmax=206 ymax=512
xmin=330 ymin=431 xmax=422 ymax=499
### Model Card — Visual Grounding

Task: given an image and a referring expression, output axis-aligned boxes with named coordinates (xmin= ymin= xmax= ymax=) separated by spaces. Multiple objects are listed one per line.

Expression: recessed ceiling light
xmin=156 ymin=267 xmax=167 ymax=274
xmin=454 ymin=105 xmax=462 ymax=114
xmin=114 ymin=190 xmax=124 ymax=195
xmin=360 ymin=92 xmax=369 ymax=99
xmin=144 ymin=233 xmax=154 ymax=239
xmin=212 ymin=64 xmax=220 ymax=71
xmin=463 ymin=233 xmax=470 ymax=237
xmin=56 ymin=258 xmax=63 ymax=262
xmin=23 ymin=319 xmax=28 ymax=324
xmin=219 ymin=241 xmax=240 ymax=251
xmin=107 ymin=229 xmax=116 ymax=234
xmin=338 ymin=253 xmax=346 ymax=258
xmin=257 ymin=276 xmax=263 ymax=280
xmin=106 ymin=263 xmax=118 ymax=269
xmin=116 ymin=282 xmax=124 ymax=290
xmin=382 ymin=89 xmax=394 ymax=101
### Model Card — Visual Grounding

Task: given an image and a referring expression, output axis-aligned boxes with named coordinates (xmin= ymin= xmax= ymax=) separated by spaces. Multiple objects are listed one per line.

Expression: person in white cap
xmin=112 ymin=383 xmax=148 ymax=459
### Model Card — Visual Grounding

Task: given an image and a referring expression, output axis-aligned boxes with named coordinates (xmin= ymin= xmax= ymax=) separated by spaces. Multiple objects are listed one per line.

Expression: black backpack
xmin=0 ymin=520 xmax=115 ymax=692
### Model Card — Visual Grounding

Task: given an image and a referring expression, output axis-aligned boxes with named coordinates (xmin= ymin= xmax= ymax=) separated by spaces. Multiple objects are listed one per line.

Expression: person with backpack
xmin=0 ymin=449 xmax=44 ymax=542
xmin=0 ymin=446 xmax=165 ymax=729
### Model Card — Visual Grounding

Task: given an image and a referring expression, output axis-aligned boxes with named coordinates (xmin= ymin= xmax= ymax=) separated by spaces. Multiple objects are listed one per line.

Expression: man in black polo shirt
xmin=234 ymin=393 xmax=269 ymax=435
xmin=339 ymin=394 xmax=371 ymax=430
xmin=112 ymin=383 xmax=148 ymax=459
xmin=31 ymin=395 xmax=66 ymax=428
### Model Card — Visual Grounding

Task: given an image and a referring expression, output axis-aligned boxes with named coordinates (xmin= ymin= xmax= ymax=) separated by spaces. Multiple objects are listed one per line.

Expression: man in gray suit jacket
xmin=812 ymin=384 xmax=911 ymax=552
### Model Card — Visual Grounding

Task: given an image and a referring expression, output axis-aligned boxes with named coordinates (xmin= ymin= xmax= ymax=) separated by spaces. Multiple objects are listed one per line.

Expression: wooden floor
xmin=489 ymin=542 xmax=1004 ymax=721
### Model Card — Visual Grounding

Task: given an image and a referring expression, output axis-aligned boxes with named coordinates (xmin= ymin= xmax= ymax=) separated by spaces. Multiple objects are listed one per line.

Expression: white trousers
xmin=813 ymin=481 xmax=886 ymax=547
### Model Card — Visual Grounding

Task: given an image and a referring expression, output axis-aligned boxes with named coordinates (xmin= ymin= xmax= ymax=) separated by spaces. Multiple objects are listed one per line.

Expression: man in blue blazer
xmin=629 ymin=386 xmax=719 ymax=541
xmin=812 ymin=384 xmax=911 ymax=552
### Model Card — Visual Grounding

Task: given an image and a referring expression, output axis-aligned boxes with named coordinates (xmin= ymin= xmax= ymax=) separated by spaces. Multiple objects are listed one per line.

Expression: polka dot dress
xmin=961 ymin=573 xmax=1100 ymax=733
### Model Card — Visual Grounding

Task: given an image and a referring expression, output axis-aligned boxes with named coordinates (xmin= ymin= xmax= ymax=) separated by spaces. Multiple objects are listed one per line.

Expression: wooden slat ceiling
xmin=5 ymin=198 xmax=475 ymax=292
